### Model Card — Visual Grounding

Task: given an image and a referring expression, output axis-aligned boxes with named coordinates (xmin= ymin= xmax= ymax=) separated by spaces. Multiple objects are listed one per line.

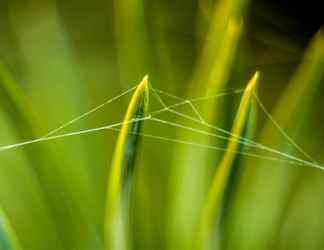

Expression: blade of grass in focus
xmin=266 ymin=29 xmax=324 ymax=250
xmin=0 ymin=207 xmax=22 ymax=250
xmin=105 ymin=76 xmax=149 ymax=250
xmin=220 ymin=88 xmax=258 ymax=248
xmin=228 ymin=29 xmax=324 ymax=250
xmin=197 ymin=72 xmax=259 ymax=248
xmin=259 ymin=29 xmax=324 ymax=250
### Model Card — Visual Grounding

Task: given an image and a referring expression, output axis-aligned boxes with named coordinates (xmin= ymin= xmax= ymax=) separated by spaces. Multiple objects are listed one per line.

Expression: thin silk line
xmin=151 ymin=86 xmax=312 ymax=161
xmin=0 ymin=88 xmax=241 ymax=153
xmin=150 ymin=86 xmax=205 ymax=122
xmin=152 ymin=87 xmax=244 ymax=102
xmin=187 ymin=100 xmax=206 ymax=123
xmin=0 ymin=117 xmax=150 ymax=152
xmin=1 ymin=108 xmax=323 ymax=171
xmin=150 ymin=87 xmax=257 ymax=144
xmin=108 ymin=127 xmax=311 ymax=168
xmin=156 ymin=86 xmax=316 ymax=165
xmin=150 ymin=86 xmax=206 ymax=123
xmin=0 ymin=84 xmax=322 ymax=171
xmin=147 ymin=117 xmax=324 ymax=170
xmin=149 ymin=87 xmax=324 ymax=170
xmin=254 ymin=92 xmax=316 ymax=163
xmin=0 ymin=112 xmax=315 ymax=169
xmin=42 ymin=85 xmax=138 ymax=138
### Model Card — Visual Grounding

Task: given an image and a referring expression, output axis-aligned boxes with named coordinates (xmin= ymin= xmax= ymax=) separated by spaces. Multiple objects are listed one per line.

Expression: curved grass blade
xmin=0 ymin=62 xmax=67 ymax=250
xmin=169 ymin=2 xmax=246 ymax=247
xmin=0 ymin=62 xmax=42 ymax=139
xmin=105 ymin=76 xmax=150 ymax=250
xmin=197 ymin=71 xmax=259 ymax=246
xmin=113 ymin=0 xmax=150 ymax=85
xmin=0 ymin=208 xmax=22 ymax=250
xmin=259 ymin=29 xmax=324 ymax=157
xmin=218 ymin=29 xmax=324 ymax=250
xmin=219 ymin=92 xmax=257 ymax=247
xmin=266 ymin=29 xmax=324 ymax=249
xmin=240 ymin=29 xmax=324 ymax=250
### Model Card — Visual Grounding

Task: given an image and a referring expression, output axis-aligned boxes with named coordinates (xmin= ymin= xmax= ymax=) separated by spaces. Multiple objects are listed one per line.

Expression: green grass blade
xmin=219 ymin=91 xmax=258 ymax=245
xmin=0 ymin=208 xmax=22 ymax=250
xmin=105 ymin=76 xmax=150 ymax=250
xmin=0 ymin=62 xmax=67 ymax=250
xmin=113 ymin=0 xmax=150 ymax=85
xmin=192 ymin=0 xmax=247 ymax=98
xmin=197 ymin=72 xmax=259 ymax=246
xmin=265 ymin=30 xmax=324 ymax=249
xmin=194 ymin=17 xmax=243 ymax=97
xmin=168 ymin=2 xmax=247 ymax=248
xmin=225 ymin=30 xmax=324 ymax=250
xmin=9 ymin=7 xmax=103 ymax=248
xmin=258 ymin=29 xmax=324 ymax=149
xmin=0 ymin=62 xmax=42 ymax=139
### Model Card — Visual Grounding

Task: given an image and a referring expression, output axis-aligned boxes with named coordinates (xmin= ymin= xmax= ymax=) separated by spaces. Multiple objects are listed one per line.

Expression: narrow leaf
xmin=113 ymin=0 xmax=149 ymax=84
xmin=219 ymin=93 xmax=257 ymax=242
xmin=0 ymin=62 xmax=41 ymax=138
xmin=105 ymin=76 xmax=150 ymax=250
xmin=169 ymin=3 xmax=246 ymax=246
xmin=198 ymin=71 xmax=259 ymax=244
xmin=232 ymin=29 xmax=324 ymax=250
xmin=0 ymin=62 xmax=66 ymax=250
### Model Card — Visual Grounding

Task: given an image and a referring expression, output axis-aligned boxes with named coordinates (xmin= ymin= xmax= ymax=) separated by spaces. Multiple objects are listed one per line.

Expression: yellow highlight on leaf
xmin=105 ymin=75 xmax=149 ymax=250
xmin=198 ymin=71 xmax=259 ymax=244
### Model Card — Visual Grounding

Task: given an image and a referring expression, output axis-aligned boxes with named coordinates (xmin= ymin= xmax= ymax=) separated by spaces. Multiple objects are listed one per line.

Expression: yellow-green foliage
xmin=105 ymin=76 xmax=149 ymax=250
xmin=0 ymin=1 xmax=324 ymax=250
xmin=198 ymin=72 xmax=259 ymax=245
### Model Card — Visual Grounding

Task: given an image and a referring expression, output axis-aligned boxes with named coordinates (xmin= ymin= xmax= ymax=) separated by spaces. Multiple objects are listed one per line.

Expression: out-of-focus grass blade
xmin=259 ymin=29 xmax=324 ymax=249
xmin=105 ymin=76 xmax=149 ymax=250
xmin=0 ymin=62 xmax=65 ymax=250
xmin=192 ymin=16 xmax=243 ymax=98
xmin=228 ymin=30 xmax=324 ymax=250
xmin=197 ymin=72 xmax=259 ymax=247
xmin=113 ymin=0 xmax=150 ymax=85
xmin=9 ymin=4 xmax=104 ymax=248
xmin=192 ymin=0 xmax=248 ymax=99
xmin=0 ymin=208 xmax=22 ymax=250
xmin=0 ymin=62 xmax=41 ymax=138
xmin=169 ymin=1 xmax=247 ymax=248
xmin=259 ymin=29 xmax=324 ymax=145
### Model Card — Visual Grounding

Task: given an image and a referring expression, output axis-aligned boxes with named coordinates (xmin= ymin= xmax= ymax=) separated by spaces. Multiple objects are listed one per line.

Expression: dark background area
xmin=254 ymin=0 xmax=323 ymax=42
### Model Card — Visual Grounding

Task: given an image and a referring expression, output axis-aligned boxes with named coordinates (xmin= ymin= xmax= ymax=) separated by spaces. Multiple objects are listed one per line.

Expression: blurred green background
xmin=0 ymin=0 xmax=324 ymax=250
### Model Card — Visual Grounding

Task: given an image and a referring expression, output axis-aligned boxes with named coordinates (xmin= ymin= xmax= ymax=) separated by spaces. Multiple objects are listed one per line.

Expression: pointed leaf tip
xmin=139 ymin=74 xmax=149 ymax=89
xmin=245 ymin=71 xmax=259 ymax=93
xmin=197 ymin=71 xmax=259 ymax=246
xmin=105 ymin=75 xmax=150 ymax=250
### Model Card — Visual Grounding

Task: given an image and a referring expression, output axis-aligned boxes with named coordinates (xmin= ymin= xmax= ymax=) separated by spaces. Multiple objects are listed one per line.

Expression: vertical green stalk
xmin=0 ymin=61 xmax=65 ymax=250
xmin=169 ymin=1 xmax=247 ymax=248
xmin=113 ymin=0 xmax=150 ymax=85
xmin=197 ymin=72 xmax=259 ymax=247
xmin=105 ymin=76 xmax=150 ymax=250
